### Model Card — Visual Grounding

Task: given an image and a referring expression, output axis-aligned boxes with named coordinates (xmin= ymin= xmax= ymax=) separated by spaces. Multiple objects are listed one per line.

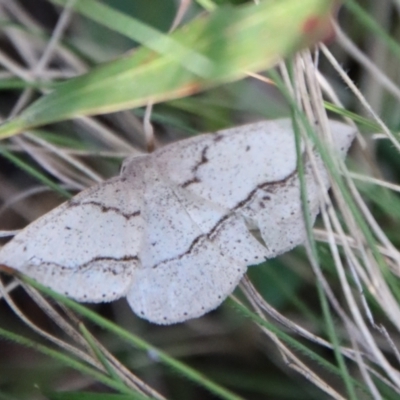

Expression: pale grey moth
xmin=0 ymin=119 xmax=355 ymax=324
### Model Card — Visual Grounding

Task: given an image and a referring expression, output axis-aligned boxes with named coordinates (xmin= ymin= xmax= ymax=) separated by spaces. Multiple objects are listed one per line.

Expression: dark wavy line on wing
xmin=68 ymin=200 xmax=140 ymax=220
xmin=30 ymin=255 xmax=139 ymax=273
xmin=152 ymin=167 xmax=298 ymax=269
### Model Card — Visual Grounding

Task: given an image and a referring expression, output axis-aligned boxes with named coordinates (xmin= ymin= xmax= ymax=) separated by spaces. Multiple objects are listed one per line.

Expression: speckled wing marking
xmin=0 ymin=176 xmax=144 ymax=302
xmin=153 ymin=119 xmax=354 ymax=259
xmin=122 ymin=119 xmax=356 ymax=323
xmin=0 ymin=119 xmax=355 ymax=325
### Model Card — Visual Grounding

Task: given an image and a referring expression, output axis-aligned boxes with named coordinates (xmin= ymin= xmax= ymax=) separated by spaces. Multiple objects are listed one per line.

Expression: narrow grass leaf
xmin=0 ymin=0 xmax=334 ymax=137
xmin=46 ymin=392 xmax=153 ymax=400
xmin=0 ymin=327 xmax=138 ymax=396
xmin=0 ymin=146 xmax=71 ymax=198
xmin=2 ymin=272 xmax=244 ymax=400
xmin=47 ymin=393 xmax=153 ymax=400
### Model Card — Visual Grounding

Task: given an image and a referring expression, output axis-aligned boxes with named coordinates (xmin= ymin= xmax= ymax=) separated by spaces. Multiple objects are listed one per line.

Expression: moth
xmin=0 ymin=119 xmax=355 ymax=324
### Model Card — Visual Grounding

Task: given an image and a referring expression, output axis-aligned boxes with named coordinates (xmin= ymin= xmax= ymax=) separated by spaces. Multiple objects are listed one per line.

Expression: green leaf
xmin=0 ymin=0 xmax=334 ymax=138
xmin=47 ymin=392 xmax=152 ymax=400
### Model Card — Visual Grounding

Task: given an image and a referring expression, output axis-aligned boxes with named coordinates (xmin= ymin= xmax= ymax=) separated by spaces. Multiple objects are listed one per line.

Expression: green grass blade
xmin=344 ymin=0 xmax=400 ymax=62
xmin=49 ymin=0 xmax=212 ymax=77
xmin=230 ymin=299 xmax=370 ymax=396
xmin=47 ymin=393 xmax=153 ymax=400
xmin=0 ymin=145 xmax=71 ymax=198
xmin=0 ymin=0 xmax=334 ymax=138
xmin=6 ymin=273 xmax=244 ymax=400
xmin=79 ymin=323 xmax=126 ymax=387
xmin=0 ymin=327 xmax=139 ymax=396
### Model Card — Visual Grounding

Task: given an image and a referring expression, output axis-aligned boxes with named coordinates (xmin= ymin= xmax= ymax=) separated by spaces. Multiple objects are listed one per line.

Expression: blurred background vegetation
xmin=1 ymin=0 xmax=400 ymax=399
